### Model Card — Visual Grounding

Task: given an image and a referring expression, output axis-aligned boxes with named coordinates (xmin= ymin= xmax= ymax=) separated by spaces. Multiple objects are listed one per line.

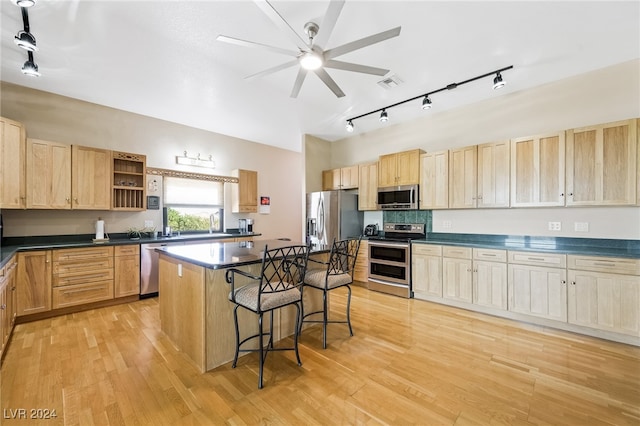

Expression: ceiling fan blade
xmin=324 ymin=26 xmax=402 ymax=60
xmin=244 ymin=59 xmax=299 ymax=80
xmin=290 ymin=68 xmax=308 ymax=98
xmin=324 ymin=60 xmax=389 ymax=76
xmin=313 ymin=68 xmax=345 ymax=98
xmin=312 ymin=0 xmax=345 ymax=50
xmin=254 ymin=0 xmax=309 ymax=50
xmin=216 ymin=35 xmax=299 ymax=57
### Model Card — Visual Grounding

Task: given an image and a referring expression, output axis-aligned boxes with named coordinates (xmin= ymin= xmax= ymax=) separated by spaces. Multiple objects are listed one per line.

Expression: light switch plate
xmin=548 ymin=222 xmax=561 ymax=231
xmin=574 ymin=222 xmax=589 ymax=232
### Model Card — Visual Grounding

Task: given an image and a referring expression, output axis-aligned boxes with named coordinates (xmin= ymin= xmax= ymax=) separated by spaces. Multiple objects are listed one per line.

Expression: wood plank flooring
xmin=1 ymin=285 xmax=639 ymax=425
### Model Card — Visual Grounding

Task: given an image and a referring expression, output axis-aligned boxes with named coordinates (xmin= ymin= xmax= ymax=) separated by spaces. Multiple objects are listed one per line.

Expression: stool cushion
xmin=304 ymin=269 xmax=352 ymax=289
xmin=232 ymin=283 xmax=301 ymax=312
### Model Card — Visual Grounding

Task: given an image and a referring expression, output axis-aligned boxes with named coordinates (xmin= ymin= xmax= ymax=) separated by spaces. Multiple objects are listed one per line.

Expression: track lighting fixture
xmin=493 ymin=72 xmax=505 ymax=90
xmin=421 ymin=95 xmax=432 ymax=110
xmin=11 ymin=0 xmax=36 ymax=7
xmin=22 ymin=51 xmax=39 ymax=77
xmin=345 ymin=65 xmax=513 ymax=132
xmin=14 ymin=30 xmax=37 ymax=51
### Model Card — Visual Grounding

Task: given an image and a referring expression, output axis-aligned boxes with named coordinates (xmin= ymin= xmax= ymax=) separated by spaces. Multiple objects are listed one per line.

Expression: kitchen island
xmin=157 ymin=239 xmax=327 ymax=372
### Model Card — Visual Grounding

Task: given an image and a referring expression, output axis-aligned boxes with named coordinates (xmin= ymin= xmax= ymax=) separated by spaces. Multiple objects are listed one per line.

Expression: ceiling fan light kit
xmin=11 ymin=1 xmax=41 ymax=76
xmin=217 ymin=0 xmax=401 ymax=98
xmin=345 ymin=65 xmax=513 ymax=132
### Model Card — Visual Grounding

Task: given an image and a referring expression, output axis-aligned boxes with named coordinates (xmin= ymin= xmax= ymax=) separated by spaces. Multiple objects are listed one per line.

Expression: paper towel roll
xmin=95 ymin=219 xmax=105 ymax=240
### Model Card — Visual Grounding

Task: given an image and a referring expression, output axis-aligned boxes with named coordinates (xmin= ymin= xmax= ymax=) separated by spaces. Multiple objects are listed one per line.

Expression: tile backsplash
xmin=383 ymin=210 xmax=432 ymax=232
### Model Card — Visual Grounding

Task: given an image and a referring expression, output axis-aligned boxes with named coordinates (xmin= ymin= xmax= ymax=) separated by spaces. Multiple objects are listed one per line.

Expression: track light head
xmin=11 ymin=0 xmax=36 ymax=7
xmin=21 ymin=55 xmax=40 ymax=77
xmin=493 ymin=72 xmax=505 ymax=90
xmin=346 ymin=120 xmax=354 ymax=132
xmin=379 ymin=109 xmax=388 ymax=122
xmin=14 ymin=30 xmax=38 ymax=51
xmin=422 ymin=95 xmax=432 ymax=110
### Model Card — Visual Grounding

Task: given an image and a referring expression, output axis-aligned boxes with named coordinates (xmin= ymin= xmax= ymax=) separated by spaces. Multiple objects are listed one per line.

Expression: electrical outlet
xmin=574 ymin=222 xmax=589 ymax=232
xmin=144 ymin=220 xmax=154 ymax=228
xmin=442 ymin=220 xmax=452 ymax=229
xmin=548 ymin=221 xmax=561 ymax=231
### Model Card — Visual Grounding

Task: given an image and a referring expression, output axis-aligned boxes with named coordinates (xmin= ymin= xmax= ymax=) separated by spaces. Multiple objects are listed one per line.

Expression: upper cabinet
xmin=72 ymin=145 xmax=112 ymax=210
xmin=419 ymin=150 xmax=449 ymax=210
xmin=477 ymin=141 xmax=510 ymax=208
xmin=448 ymin=145 xmax=477 ymax=208
xmin=566 ymin=119 xmax=637 ymax=206
xmin=112 ymin=151 xmax=146 ymax=211
xmin=322 ymin=165 xmax=359 ymax=190
xmin=510 ymin=132 xmax=565 ymax=207
xmin=0 ymin=117 xmax=26 ymax=209
xmin=26 ymin=138 xmax=72 ymax=209
xmin=358 ymin=162 xmax=378 ymax=211
xmin=378 ymin=149 xmax=423 ymax=187
xmin=231 ymin=169 xmax=258 ymax=213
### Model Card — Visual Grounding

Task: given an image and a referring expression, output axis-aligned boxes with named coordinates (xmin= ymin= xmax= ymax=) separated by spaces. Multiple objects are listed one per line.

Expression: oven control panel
xmin=383 ymin=223 xmax=425 ymax=233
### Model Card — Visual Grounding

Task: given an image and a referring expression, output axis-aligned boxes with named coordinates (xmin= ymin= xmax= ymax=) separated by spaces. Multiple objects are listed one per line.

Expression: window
xmin=163 ymin=176 xmax=224 ymax=233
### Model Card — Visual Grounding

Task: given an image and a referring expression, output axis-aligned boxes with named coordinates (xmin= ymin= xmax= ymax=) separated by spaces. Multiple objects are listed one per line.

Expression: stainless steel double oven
xmin=368 ymin=223 xmax=425 ymax=298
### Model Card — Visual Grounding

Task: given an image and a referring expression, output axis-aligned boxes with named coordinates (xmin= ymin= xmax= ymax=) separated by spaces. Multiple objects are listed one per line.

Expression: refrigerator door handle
xmin=317 ymin=197 xmax=325 ymax=242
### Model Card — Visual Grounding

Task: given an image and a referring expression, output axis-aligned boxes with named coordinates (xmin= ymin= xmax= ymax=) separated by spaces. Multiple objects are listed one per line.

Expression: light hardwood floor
xmin=1 ymin=285 xmax=639 ymax=425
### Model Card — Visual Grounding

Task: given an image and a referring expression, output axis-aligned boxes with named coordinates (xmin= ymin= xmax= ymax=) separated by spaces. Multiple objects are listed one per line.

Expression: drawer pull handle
xmin=61 ymin=286 xmax=105 ymax=295
xmin=481 ymin=253 xmax=497 ymax=257
xmin=593 ymin=262 xmax=616 ymax=267
xmin=59 ymin=274 xmax=110 ymax=283
xmin=527 ymin=257 xmax=545 ymax=261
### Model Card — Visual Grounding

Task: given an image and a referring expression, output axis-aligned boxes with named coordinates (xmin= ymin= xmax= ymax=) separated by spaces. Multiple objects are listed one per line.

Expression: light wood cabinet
xmin=0 ymin=255 xmax=17 ymax=359
xmin=322 ymin=169 xmax=341 ymax=191
xmin=322 ymin=165 xmax=359 ymax=190
xmin=567 ymin=255 xmax=640 ymax=336
xmin=17 ymin=250 xmax=52 ymax=316
xmin=477 ymin=141 xmax=510 ymax=207
xmin=419 ymin=151 xmax=449 ymax=209
xmin=378 ymin=149 xmax=422 ymax=187
xmin=507 ymin=251 xmax=567 ymax=322
xmin=448 ymin=145 xmax=477 ymax=208
xmin=353 ymin=240 xmax=369 ymax=283
xmin=71 ymin=145 xmax=112 ymax=210
xmin=115 ymin=245 xmax=141 ymax=297
xmin=0 ymin=116 xmax=26 ymax=209
xmin=442 ymin=246 xmax=473 ymax=303
xmin=510 ymin=132 xmax=565 ymax=207
xmin=26 ymin=138 xmax=72 ymax=209
xmin=112 ymin=151 xmax=146 ymax=210
xmin=231 ymin=169 xmax=258 ymax=213
xmin=358 ymin=162 xmax=378 ymax=211
xmin=566 ymin=119 xmax=637 ymax=206
xmin=412 ymin=244 xmax=443 ymax=298
xmin=472 ymin=248 xmax=507 ymax=310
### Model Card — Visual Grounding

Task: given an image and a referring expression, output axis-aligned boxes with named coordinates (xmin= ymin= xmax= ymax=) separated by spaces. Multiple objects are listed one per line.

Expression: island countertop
xmin=156 ymin=239 xmax=327 ymax=269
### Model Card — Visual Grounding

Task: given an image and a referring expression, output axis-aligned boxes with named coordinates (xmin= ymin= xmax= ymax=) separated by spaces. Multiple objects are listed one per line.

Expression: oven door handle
xmin=369 ymin=242 xmax=410 ymax=249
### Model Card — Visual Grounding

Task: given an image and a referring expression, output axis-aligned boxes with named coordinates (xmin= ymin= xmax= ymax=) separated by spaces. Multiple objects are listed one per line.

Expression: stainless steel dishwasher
xmin=140 ymin=242 xmax=180 ymax=297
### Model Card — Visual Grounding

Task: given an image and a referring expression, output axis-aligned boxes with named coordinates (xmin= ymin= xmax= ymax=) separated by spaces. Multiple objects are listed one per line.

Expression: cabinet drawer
xmin=53 ymin=269 xmax=114 ymax=287
xmin=53 ymin=257 xmax=114 ymax=276
xmin=473 ymin=248 xmax=507 ymax=262
xmin=508 ymin=251 xmax=566 ymax=268
xmin=568 ymin=255 xmax=640 ymax=275
xmin=413 ymin=244 xmax=442 ymax=256
xmin=53 ymin=246 xmax=114 ymax=262
xmin=115 ymin=245 xmax=140 ymax=256
xmin=443 ymin=246 xmax=472 ymax=259
xmin=52 ymin=280 xmax=114 ymax=309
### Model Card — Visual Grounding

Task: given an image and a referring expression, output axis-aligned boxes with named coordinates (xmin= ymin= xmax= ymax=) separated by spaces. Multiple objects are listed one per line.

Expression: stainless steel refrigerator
xmin=306 ymin=191 xmax=363 ymax=247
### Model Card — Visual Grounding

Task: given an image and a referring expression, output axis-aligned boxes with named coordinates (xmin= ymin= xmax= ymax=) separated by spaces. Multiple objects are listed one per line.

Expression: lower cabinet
xmin=115 ymin=245 xmax=140 ymax=297
xmin=412 ymin=244 xmax=443 ymax=297
xmin=442 ymin=246 xmax=473 ymax=303
xmin=17 ymin=250 xmax=52 ymax=316
xmin=0 ymin=256 xmax=17 ymax=360
xmin=472 ymin=248 xmax=507 ymax=310
xmin=353 ymin=240 xmax=369 ymax=283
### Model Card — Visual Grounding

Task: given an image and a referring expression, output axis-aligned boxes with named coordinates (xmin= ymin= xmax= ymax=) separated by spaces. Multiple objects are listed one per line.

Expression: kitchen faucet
xmin=209 ymin=213 xmax=215 ymax=234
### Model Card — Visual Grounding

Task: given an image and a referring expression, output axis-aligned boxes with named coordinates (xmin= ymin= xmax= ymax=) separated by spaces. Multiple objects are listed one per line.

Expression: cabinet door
xmin=232 ymin=169 xmax=258 ymax=212
xmin=27 ymin=139 xmax=72 ymax=209
xmin=115 ymin=253 xmax=141 ymax=298
xmin=566 ymin=119 xmax=637 ymax=206
xmin=340 ymin=165 xmax=359 ymax=189
xmin=420 ymin=151 xmax=449 ymax=209
xmin=477 ymin=141 xmax=510 ymax=207
xmin=396 ymin=150 xmax=421 ymax=185
xmin=71 ymin=145 xmax=112 ymax=209
xmin=442 ymin=257 xmax=473 ymax=303
xmin=568 ymin=269 xmax=640 ymax=336
xmin=0 ymin=117 xmax=26 ymax=209
xmin=449 ymin=145 xmax=477 ymax=208
xmin=378 ymin=153 xmax=398 ymax=187
xmin=358 ymin=163 xmax=378 ymax=211
xmin=17 ymin=251 xmax=52 ymax=316
xmin=508 ymin=264 xmax=567 ymax=321
xmin=473 ymin=260 xmax=507 ymax=310
xmin=353 ymin=241 xmax=369 ymax=282
xmin=412 ymin=253 xmax=443 ymax=298
xmin=510 ymin=132 xmax=565 ymax=207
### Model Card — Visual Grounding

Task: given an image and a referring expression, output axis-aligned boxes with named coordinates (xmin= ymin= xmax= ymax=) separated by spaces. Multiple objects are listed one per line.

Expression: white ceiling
xmin=1 ymin=1 xmax=639 ymax=152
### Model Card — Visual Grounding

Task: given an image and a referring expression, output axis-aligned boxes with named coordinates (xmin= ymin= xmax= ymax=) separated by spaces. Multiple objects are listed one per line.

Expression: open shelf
xmin=112 ymin=151 xmax=146 ymax=210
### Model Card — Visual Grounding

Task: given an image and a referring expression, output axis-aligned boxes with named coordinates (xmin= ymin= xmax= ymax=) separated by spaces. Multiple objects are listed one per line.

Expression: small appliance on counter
xmin=246 ymin=218 xmax=254 ymax=233
xmin=238 ymin=219 xmax=247 ymax=233
xmin=364 ymin=223 xmax=378 ymax=236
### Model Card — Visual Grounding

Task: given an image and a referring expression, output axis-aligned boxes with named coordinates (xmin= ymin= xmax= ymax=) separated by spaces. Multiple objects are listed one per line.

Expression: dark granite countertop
xmin=411 ymin=233 xmax=640 ymax=259
xmin=157 ymin=239 xmax=329 ymax=270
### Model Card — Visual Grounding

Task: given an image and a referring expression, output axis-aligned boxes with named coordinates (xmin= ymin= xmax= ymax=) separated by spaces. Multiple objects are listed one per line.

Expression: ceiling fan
xmin=216 ymin=0 xmax=401 ymax=98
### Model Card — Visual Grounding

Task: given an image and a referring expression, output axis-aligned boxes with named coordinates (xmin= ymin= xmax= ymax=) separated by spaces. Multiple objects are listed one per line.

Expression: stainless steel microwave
xmin=377 ymin=184 xmax=418 ymax=210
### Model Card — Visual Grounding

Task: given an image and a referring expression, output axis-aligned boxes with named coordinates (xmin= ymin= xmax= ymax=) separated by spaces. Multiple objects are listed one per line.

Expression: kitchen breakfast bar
xmin=156 ymin=239 xmax=326 ymax=373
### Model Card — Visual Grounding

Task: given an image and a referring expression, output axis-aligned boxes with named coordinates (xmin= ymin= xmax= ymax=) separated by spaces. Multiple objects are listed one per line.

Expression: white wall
xmin=324 ymin=60 xmax=640 ymax=240
xmin=1 ymin=82 xmax=303 ymax=241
